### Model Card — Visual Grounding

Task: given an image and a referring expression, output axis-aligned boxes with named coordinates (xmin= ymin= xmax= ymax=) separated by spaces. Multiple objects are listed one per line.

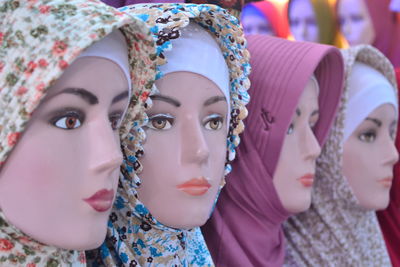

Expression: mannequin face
xmin=289 ymin=0 xmax=319 ymax=43
xmin=0 ymin=57 xmax=128 ymax=249
xmin=338 ymin=0 xmax=375 ymax=46
xmin=343 ymin=104 xmax=398 ymax=210
xmin=242 ymin=14 xmax=275 ymax=36
xmin=273 ymin=78 xmax=321 ymax=213
xmin=138 ymin=71 xmax=228 ymax=229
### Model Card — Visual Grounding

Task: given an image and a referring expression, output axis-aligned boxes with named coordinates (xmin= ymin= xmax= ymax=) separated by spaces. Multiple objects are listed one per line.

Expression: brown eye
xmin=147 ymin=114 xmax=173 ymax=130
xmin=54 ymin=115 xmax=82 ymax=130
xmin=204 ymin=115 xmax=223 ymax=131
xmin=358 ymin=131 xmax=377 ymax=143
xmin=152 ymin=119 xmax=167 ymax=129
xmin=109 ymin=113 xmax=122 ymax=130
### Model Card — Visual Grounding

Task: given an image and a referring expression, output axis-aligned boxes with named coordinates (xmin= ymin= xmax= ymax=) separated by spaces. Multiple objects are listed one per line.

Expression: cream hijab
xmin=283 ymin=45 xmax=397 ymax=266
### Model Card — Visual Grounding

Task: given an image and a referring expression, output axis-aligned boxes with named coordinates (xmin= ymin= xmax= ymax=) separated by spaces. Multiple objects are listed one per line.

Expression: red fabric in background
xmin=248 ymin=1 xmax=289 ymax=39
xmin=377 ymin=68 xmax=400 ymax=267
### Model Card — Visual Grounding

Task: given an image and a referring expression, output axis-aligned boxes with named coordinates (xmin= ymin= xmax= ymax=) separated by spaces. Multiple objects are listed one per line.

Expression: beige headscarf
xmin=0 ymin=0 xmax=156 ymax=266
xmin=283 ymin=45 xmax=397 ymax=266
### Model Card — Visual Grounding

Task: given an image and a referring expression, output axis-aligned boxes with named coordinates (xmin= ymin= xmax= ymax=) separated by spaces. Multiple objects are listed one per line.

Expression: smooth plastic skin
xmin=137 ymin=71 xmax=228 ymax=229
xmin=0 ymin=57 xmax=129 ymax=250
xmin=338 ymin=0 xmax=375 ymax=46
xmin=289 ymin=0 xmax=319 ymax=43
xmin=273 ymin=78 xmax=321 ymax=213
xmin=343 ymin=103 xmax=399 ymax=210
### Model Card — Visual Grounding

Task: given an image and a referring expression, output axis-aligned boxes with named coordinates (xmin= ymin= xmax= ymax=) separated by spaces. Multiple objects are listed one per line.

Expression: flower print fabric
xmin=283 ymin=45 xmax=395 ymax=266
xmin=0 ymin=0 xmax=157 ymax=266
xmin=88 ymin=3 xmax=251 ymax=267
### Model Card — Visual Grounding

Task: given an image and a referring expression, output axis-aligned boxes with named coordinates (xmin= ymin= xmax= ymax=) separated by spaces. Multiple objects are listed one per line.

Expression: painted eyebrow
xmin=57 ymin=87 xmax=99 ymax=105
xmin=204 ymin=96 xmax=226 ymax=106
xmin=296 ymin=108 xmax=301 ymax=117
xmin=150 ymin=94 xmax=181 ymax=107
xmin=365 ymin=117 xmax=382 ymax=127
xmin=112 ymin=90 xmax=129 ymax=104
xmin=311 ymin=110 xmax=319 ymax=117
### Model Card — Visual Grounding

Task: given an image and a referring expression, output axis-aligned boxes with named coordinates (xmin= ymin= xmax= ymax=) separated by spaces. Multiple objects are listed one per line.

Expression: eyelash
xmin=50 ymin=109 xmax=124 ymax=131
xmin=146 ymin=114 xmax=224 ymax=131
xmin=358 ymin=129 xmax=377 ymax=143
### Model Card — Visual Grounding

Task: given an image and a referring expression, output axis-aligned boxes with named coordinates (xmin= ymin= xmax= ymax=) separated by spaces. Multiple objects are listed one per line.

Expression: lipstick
xmin=297 ymin=174 xmax=314 ymax=187
xmin=378 ymin=177 xmax=393 ymax=188
xmin=176 ymin=177 xmax=211 ymax=196
xmin=83 ymin=189 xmax=114 ymax=212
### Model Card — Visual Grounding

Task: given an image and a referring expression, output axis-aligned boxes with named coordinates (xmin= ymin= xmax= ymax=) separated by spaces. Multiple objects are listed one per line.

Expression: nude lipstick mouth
xmin=83 ymin=189 xmax=114 ymax=212
xmin=297 ymin=174 xmax=314 ymax=187
xmin=378 ymin=177 xmax=393 ymax=188
xmin=176 ymin=177 xmax=211 ymax=196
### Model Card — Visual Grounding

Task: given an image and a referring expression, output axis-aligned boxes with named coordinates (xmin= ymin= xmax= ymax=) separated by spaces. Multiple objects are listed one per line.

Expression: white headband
xmin=344 ymin=62 xmax=398 ymax=141
xmin=77 ymin=29 xmax=131 ymax=93
xmin=159 ymin=22 xmax=230 ymax=113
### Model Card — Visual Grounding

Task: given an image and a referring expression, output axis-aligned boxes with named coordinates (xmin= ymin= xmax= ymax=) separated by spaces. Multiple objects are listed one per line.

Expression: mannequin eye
xmin=52 ymin=112 xmax=83 ymax=130
xmin=358 ymin=130 xmax=377 ymax=143
xmin=204 ymin=115 xmax=223 ymax=130
xmin=147 ymin=114 xmax=173 ymax=130
xmin=287 ymin=123 xmax=294 ymax=135
xmin=109 ymin=113 xmax=123 ymax=130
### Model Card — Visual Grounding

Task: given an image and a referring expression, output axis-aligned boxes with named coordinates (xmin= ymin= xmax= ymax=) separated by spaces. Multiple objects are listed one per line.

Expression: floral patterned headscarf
xmin=0 ymin=0 xmax=156 ymax=266
xmin=90 ymin=3 xmax=250 ymax=267
xmin=283 ymin=45 xmax=396 ymax=266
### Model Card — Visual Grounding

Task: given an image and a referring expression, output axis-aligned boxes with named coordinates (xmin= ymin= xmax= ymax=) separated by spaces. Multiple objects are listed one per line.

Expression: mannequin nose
xmin=89 ymin=119 xmax=123 ymax=173
xmin=382 ymin=140 xmax=399 ymax=167
xmin=302 ymin=127 xmax=321 ymax=161
xmin=301 ymin=21 xmax=308 ymax=40
xmin=180 ymin=119 xmax=210 ymax=164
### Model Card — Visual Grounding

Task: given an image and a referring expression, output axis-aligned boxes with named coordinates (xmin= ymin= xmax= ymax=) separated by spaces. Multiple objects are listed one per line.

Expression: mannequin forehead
xmin=290 ymin=0 xmax=314 ymax=17
xmin=338 ymin=0 xmax=369 ymax=15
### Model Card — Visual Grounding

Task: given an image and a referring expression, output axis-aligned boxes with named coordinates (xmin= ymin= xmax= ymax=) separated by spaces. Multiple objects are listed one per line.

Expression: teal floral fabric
xmin=91 ymin=3 xmax=251 ymax=267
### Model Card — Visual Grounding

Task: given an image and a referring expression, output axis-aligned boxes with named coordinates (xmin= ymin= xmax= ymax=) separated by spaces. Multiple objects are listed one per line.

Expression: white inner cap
xmin=159 ymin=22 xmax=230 ymax=113
xmin=77 ymin=29 xmax=131 ymax=94
xmin=344 ymin=62 xmax=398 ymax=141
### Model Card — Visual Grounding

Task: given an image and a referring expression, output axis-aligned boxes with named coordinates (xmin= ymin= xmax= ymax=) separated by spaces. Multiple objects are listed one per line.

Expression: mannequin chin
xmin=289 ymin=0 xmax=319 ymax=43
xmin=337 ymin=0 xmax=375 ymax=46
xmin=273 ymin=77 xmax=321 ymax=214
xmin=0 ymin=57 xmax=129 ymax=250
xmin=343 ymin=103 xmax=398 ymax=210
xmin=137 ymin=71 xmax=228 ymax=229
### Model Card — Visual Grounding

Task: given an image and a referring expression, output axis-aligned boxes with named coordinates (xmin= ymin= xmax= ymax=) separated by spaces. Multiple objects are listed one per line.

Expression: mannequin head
xmin=289 ymin=0 xmax=319 ymax=42
xmin=241 ymin=3 xmax=275 ymax=35
xmin=0 ymin=57 xmax=129 ymax=249
xmin=138 ymin=72 xmax=228 ymax=229
xmin=390 ymin=0 xmax=400 ymax=12
xmin=343 ymin=104 xmax=398 ymax=210
xmin=337 ymin=0 xmax=375 ymax=46
xmin=342 ymin=62 xmax=398 ymax=210
xmin=135 ymin=22 xmax=230 ymax=229
xmin=273 ymin=77 xmax=321 ymax=213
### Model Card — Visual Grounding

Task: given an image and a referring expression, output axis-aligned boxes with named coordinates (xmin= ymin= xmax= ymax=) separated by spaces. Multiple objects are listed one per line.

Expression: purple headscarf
xmin=202 ymin=35 xmax=344 ymax=267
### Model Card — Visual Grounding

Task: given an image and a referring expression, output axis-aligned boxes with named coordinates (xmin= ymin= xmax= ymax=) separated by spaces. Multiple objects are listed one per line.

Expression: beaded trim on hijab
xmin=92 ymin=3 xmax=250 ymax=267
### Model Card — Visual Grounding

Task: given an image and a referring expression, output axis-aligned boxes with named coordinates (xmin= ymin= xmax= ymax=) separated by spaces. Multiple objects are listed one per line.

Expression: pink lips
xmin=83 ymin=189 xmax=114 ymax=212
xmin=297 ymin=174 xmax=315 ymax=187
xmin=176 ymin=177 xmax=211 ymax=196
xmin=378 ymin=177 xmax=393 ymax=188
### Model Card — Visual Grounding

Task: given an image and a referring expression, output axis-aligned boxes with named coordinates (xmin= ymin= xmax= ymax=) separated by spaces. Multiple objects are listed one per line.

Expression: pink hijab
xmin=202 ymin=35 xmax=344 ymax=267
xmin=337 ymin=0 xmax=400 ymax=67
